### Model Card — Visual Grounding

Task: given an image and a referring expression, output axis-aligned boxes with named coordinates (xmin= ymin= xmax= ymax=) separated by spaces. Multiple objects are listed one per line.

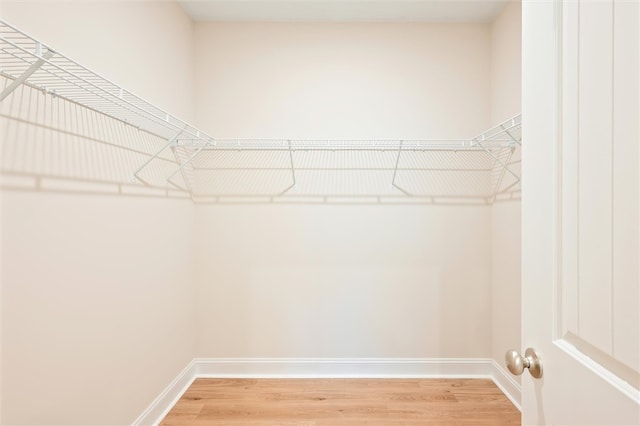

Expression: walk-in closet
xmin=1 ymin=1 xmax=638 ymax=425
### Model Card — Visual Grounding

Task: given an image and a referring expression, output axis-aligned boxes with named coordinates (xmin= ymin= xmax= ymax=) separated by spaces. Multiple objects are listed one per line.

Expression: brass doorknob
xmin=505 ymin=348 xmax=543 ymax=379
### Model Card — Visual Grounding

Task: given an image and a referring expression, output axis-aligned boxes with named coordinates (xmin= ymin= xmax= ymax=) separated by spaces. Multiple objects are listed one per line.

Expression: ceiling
xmin=178 ymin=0 xmax=511 ymax=23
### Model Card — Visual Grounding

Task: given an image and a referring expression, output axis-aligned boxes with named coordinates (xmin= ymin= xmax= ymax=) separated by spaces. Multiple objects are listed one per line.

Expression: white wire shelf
xmin=0 ymin=20 xmax=214 ymax=145
xmin=175 ymin=115 xmax=521 ymax=151
xmin=0 ymin=19 xmax=521 ymax=204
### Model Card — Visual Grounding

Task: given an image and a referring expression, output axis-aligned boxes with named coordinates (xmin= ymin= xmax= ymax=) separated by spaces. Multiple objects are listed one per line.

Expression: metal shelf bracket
xmin=0 ymin=42 xmax=53 ymax=101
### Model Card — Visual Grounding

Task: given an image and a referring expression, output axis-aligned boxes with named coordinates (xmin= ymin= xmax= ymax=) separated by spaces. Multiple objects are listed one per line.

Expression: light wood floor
xmin=160 ymin=378 xmax=520 ymax=425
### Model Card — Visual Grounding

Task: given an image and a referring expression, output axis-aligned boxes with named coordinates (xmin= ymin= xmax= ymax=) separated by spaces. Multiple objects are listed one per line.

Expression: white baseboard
xmin=194 ymin=357 xmax=492 ymax=378
xmin=133 ymin=357 xmax=522 ymax=425
xmin=490 ymin=359 xmax=522 ymax=411
xmin=132 ymin=360 xmax=197 ymax=426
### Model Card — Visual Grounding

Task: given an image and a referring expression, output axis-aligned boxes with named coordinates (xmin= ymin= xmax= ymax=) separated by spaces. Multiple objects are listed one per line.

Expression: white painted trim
xmin=131 ymin=360 xmax=197 ymax=426
xmin=194 ymin=357 xmax=492 ymax=378
xmin=490 ymin=359 xmax=522 ymax=411
xmin=554 ymin=340 xmax=640 ymax=404
xmin=132 ymin=358 xmax=523 ymax=425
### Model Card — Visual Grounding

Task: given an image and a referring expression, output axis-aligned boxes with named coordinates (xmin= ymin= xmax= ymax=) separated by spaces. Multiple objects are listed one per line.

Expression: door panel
xmin=575 ymin=0 xmax=614 ymax=354
xmin=522 ymin=0 xmax=639 ymax=424
xmin=562 ymin=0 xmax=639 ymax=374
xmin=611 ymin=0 xmax=640 ymax=371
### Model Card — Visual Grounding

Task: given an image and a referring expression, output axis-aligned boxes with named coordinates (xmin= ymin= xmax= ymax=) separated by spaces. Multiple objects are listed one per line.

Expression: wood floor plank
xmin=160 ymin=378 xmax=520 ymax=425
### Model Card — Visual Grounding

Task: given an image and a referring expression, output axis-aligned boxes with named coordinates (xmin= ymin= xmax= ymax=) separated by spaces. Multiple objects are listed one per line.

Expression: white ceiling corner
xmin=178 ymin=0 xmax=512 ymax=23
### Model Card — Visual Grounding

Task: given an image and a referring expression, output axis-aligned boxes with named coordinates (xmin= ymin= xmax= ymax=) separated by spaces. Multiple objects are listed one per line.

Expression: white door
xmin=521 ymin=0 xmax=639 ymax=424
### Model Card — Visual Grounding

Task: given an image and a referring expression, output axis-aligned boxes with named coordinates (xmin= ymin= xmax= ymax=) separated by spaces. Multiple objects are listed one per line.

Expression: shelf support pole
xmin=476 ymin=140 xmax=520 ymax=183
xmin=288 ymin=140 xmax=296 ymax=187
xmin=391 ymin=140 xmax=403 ymax=186
xmin=0 ymin=43 xmax=53 ymax=102
xmin=277 ymin=140 xmax=297 ymax=196
xmin=165 ymin=139 xmax=213 ymax=188
xmin=131 ymin=129 xmax=184 ymax=182
xmin=489 ymin=146 xmax=515 ymax=202
xmin=391 ymin=140 xmax=412 ymax=195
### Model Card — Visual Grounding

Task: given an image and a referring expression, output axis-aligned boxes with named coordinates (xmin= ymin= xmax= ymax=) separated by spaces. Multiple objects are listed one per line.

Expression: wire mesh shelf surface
xmin=0 ymin=19 xmax=521 ymax=204
xmin=0 ymin=20 xmax=213 ymax=145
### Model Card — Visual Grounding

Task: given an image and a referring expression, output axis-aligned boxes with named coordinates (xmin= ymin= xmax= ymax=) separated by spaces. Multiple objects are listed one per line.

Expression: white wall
xmin=0 ymin=2 xmax=196 ymax=425
xmin=490 ymin=0 xmax=522 ymax=383
xmin=192 ymin=22 xmax=494 ymax=358
xmin=1 ymin=194 xmax=194 ymax=425
xmin=194 ymin=23 xmax=491 ymax=139
xmin=491 ymin=1 xmax=522 ymax=125
xmin=195 ymin=204 xmax=492 ymax=357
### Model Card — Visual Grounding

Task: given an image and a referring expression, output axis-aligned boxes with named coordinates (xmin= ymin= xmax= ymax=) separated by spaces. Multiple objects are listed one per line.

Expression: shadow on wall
xmin=1 ymin=76 xmax=521 ymax=205
xmin=0 ymin=76 xmax=192 ymax=200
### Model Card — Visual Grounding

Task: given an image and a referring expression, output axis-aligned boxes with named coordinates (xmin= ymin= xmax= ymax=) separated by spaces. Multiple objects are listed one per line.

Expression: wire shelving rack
xmin=0 ymin=19 xmax=521 ymax=204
